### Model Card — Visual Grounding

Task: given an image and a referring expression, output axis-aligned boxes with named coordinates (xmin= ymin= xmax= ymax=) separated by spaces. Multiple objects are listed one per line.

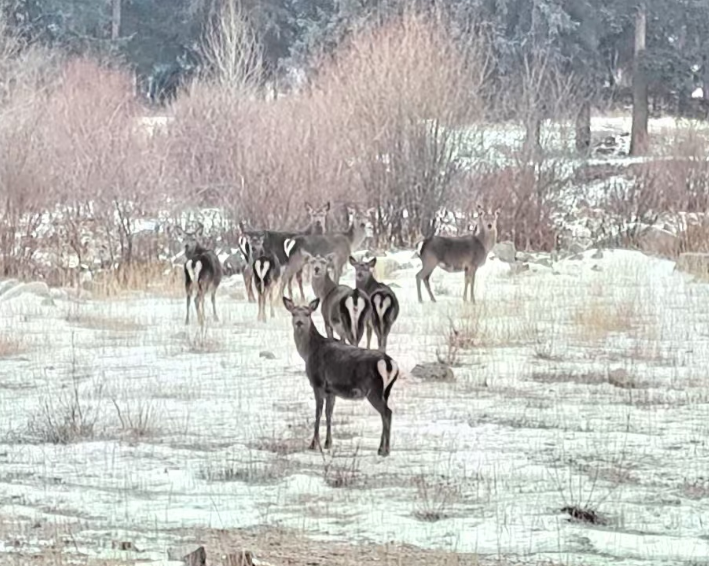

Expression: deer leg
xmin=196 ymin=287 xmax=205 ymax=326
xmin=296 ymin=269 xmax=305 ymax=301
xmin=325 ymin=322 xmax=334 ymax=340
xmin=469 ymin=268 xmax=477 ymax=304
xmin=423 ymin=273 xmax=436 ymax=303
xmin=417 ymin=261 xmax=436 ymax=303
xmin=257 ymin=287 xmax=266 ymax=322
xmin=310 ymin=389 xmax=324 ymax=450
xmin=324 ymin=394 xmax=335 ymax=449
xmin=211 ymin=287 xmax=219 ymax=322
xmin=244 ymin=265 xmax=255 ymax=302
xmin=378 ymin=329 xmax=387 ymax=353
xmin=366 ymin=321 xmax=373 ymax=349
xmin=463 ymin=270 xmax=470 ymax=302
xmin=269 ymin=285 xmax=276 ymax=318
xmin=367 ymin=392 xmax=392 ymax=457
xmin=185 ymin=285 xmax=192 ymax=325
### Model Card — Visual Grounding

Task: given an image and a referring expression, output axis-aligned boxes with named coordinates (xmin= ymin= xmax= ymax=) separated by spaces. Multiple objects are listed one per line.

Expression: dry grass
xmin=65 ymin=312 xmax=145 ymax=333
xmin=0 ymin=333 xmax=26 ymax=358
xmin=90 ymin=263 xmax=182 ymax=299
xmin=199 ymin=456 xmax=294 ymax=485
xmin=573 ymin=298 xmax=640 ymax=341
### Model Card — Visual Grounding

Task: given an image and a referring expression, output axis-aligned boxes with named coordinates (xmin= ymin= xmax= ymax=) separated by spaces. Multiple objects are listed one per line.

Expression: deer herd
xmin=176 ymin=202 xmax=499 ymax=457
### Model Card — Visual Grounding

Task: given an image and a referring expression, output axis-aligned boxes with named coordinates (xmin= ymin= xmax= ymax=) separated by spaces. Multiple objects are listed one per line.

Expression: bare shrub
xmin=412 ymin=474 xmax=461 ymax=522
xmin=314 ymin=11 xmax=489 ymax=246
xmin=111 ymin=397 xmax=160 ymax=438
xmin=322 ymin=447 xmax=361 ymax=488
xmin=28 ymin=375 xmax=103 ymax=444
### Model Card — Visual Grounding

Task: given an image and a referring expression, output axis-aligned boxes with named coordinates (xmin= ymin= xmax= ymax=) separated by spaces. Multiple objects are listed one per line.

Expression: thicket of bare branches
xmin=2 ymin=6 xmax=708 ymax=284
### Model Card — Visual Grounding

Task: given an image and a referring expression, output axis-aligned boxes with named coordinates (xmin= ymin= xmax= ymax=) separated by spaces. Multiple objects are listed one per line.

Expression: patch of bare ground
xmin=680 ymin=479 xmax=709 ymax=500
xmin=530 ymin=368 xmax=650 ymax=389
xmin=179 ymin=525 xmax=564 ymax=566
xmin=0 ymin=333 xmax=26 ymax=358
xmin=199 ymin=456 xmax=297 ymax=485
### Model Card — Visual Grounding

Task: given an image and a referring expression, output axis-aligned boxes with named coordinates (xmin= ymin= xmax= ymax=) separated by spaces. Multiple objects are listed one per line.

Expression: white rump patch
xmin=194 ymin=260 xmax=203 ymax=282
xmin=255 ymin=259 xmax=270 ymax=281
xmin=238 ymin=236 xmax=250 ymax=257
xmin=373 ymin=294 xmax=392 ymax=323
xmin=416 ymin=241 xmax=424 ymax=257
xmin=186 ymin=259 xmax=196 ymax=282
xmin=377 ymin=359 xmax=398 ymax=389
xmin=344 ymin=294 xmax=366 ymax=345
xmin=284 ymin=238 xmax=297 ymax=258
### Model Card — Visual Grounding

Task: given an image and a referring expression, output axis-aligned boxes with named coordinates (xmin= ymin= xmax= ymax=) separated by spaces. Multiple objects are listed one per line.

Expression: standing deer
xmin=283 ymin=297 xmax=399 ymax=456
xmin=249 ymin=234 xmax=281 ymax=322
xmin=349 ymin=256 xmax=400 ymax=352
xmin=240 ymin=202 xmax=330 ymax=301
xmin=304 ymin=252 xmax=371 ymax=346
xmin=176 ymin=224 xmax=223 ymax=325
xmin=281 ymin=213 xmax=370 ymax=296
xmin=416 ymin=205 xmax=499 ymax=304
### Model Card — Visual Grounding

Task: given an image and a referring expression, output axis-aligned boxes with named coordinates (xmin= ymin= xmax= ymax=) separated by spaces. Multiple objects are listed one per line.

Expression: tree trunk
xmin=630 ymin=3 xmax=649 ymax=156
xmin=523 ymin=115 xmax=542 ymax=160
xmin=703 ymin=54 xmax=709 ymax=102
xmin=111 ymin=0 xmax=121 ymax=40
xmin=575 ymin=100 xmax=591 ymax=154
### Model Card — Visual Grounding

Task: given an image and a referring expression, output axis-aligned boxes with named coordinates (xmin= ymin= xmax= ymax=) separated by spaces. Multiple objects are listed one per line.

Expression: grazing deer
xmin=305 ymin=252 xmax=371 ymax=346
xmin=249 ymin=234 xmax=281 ymax=322
xmin=240 ymin=201 xmax=330 ymax=300
xmin=176 ymin=224 xmax=223 ymax=325
xmin=283 ymin=297 xmax=399 ymax=456
xmin=349 ymin=256 xmax=400 ymax=352
xmin=281 ymin=214 xmax=370 ymax=297
xmin=416 ymin=205 xmax=499 ymax=304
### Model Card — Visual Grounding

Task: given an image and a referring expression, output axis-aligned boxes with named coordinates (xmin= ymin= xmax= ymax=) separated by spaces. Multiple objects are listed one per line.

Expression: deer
xmin=240 ymin=202 xmax=330 ymax=301
xmin=175 ymin=223 xmax=223 ymax=325
xmin=349 ymin=256 xmax=400 ymax=352
xmin=281 ymin=213 xmax=370 ymax=298
xmin=416 ymin=205 xmax=499 ymax=304
xmin=248 ymin=234 xmax=281 ymax=322
xmin=283 ymin=296 xmax=399 ymax=456
xmin=304 ymin=252 xmax=371 ymax=346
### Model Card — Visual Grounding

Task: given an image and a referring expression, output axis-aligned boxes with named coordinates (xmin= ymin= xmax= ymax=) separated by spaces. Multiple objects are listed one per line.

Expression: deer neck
xmin=358 ymin=273 xmax=377 ymax=294
xmin=294 ymin=324 xmax=324 ymax=360
xmin=477 ymin=226 xmax=497 ymax=253
xmin=312 ymin=271 xmax=336 ymax=300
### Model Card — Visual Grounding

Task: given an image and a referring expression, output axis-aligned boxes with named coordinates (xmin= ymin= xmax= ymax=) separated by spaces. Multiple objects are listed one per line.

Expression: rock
xmin=569 ymin=242 xmax=587 ymax=255
xmin=41 ymin=297 xmax=56 ymax=307
xmin=492 ymin=241 xmax=516 ymax=263
xmin=591 ymin=264 xmax=603 ymax=272
xmin=591 ymin=249 xmax=604 ymax=259
xmin=569 ymin=254 xmax=584 ymax=261
xmin=167 ymin=545 xmax=206 ymax=566
xmin=0 ymin=279 xmax=20 ymax=296
xmin=0 ymin=282 xmax=51 ymax=302
xmin=509 ymin=262 xmax=530 ymax=275
xmin=675 ymin=252 xmax=709 ymax=277
xmin=637 ymin=226 xmax=678 ymax=257
xmin=259 ymin=351 xmax=276 ymax=360
xmin=411 ymin=362 xmax=455 ymax=382
xmin=373 ymin=257 xmax=401 ymax=280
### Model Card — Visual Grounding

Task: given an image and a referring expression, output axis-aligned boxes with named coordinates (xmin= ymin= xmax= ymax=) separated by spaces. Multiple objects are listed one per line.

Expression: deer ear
xmin=348 ymin=256 xmax=357 ymax=266
xmin=305 ymin=202 xmax=313 ymax=214
xmin=308 ymin=298 xmax=320 ymax=312
xmin=195 ymin=224 xmax=204 ymax=237
xmin=367 ymin=257 xmax=377 ymax=268
xmin=326 ymin=252 xmax=337 ymax=264
xmin=324 ymin=201 xmax=331 ymax=212
xmin=494 ymin=208 xmax=501 ymax=218
xmin=283 ymin=297 xmax=295 ymax=312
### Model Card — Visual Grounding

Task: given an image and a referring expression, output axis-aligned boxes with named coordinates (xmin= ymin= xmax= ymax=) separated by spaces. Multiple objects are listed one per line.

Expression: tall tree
xmin=630 ymin=2 xmax=649 ymax=156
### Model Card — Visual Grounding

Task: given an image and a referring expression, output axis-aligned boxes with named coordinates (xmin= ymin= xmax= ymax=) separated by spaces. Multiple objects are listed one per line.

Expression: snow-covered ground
xmin=1 ymin=248 xmax=708 ymax=565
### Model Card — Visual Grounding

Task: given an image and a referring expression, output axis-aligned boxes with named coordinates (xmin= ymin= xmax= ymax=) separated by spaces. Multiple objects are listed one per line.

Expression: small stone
xmin=411 ymin=362 xmax=455 ymax=382
xmin=591 ymin=249 xmax=604 ymax=259
xmin=591 ymin=264 xmax=602 ymax=272
xmin=259 ymin=351 xmax=276 ymax=360
xmin=167 ymin=545 xmax=206 ymax=566
xmin=492 ymin=241 xmax=517 ymax=263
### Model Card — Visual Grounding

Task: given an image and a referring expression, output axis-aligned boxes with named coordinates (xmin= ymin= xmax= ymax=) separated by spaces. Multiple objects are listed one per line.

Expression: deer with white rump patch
xmin=349 ymin=256 xmax=400 ymax=352
xmin=304 ymin=252 xmax=371 ymax=346
xmin=248 ymin=234 xmax=281 ymax=322
xmin=240 ymin=202 xmax=331 ymax=301
xmin=281 ymin=213 xmax=370 ymax=297
xmin=283 ymin=297 xmax=399 ymax=456
xmin=416 ymin=205 xmax=499 ymax=304
xmin=175 ymin=223 xmax=223 ymax=325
